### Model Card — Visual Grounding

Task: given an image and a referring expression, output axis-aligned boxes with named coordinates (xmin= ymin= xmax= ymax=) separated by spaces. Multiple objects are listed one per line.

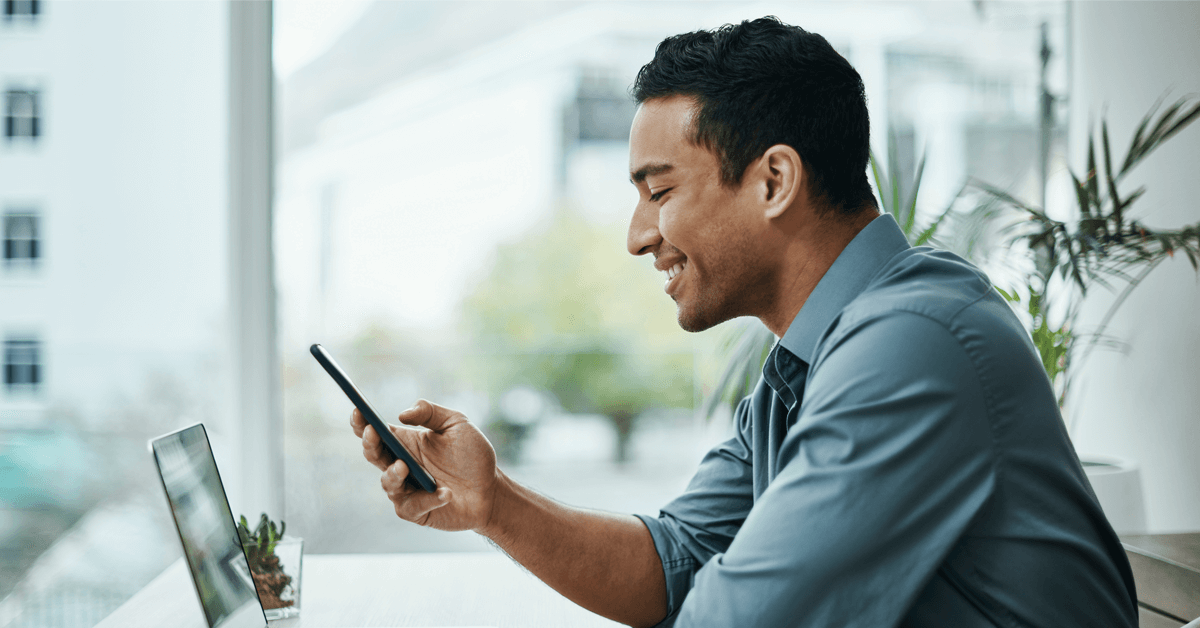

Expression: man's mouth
xmin=664 ymin=259 xmax=687 ymax=290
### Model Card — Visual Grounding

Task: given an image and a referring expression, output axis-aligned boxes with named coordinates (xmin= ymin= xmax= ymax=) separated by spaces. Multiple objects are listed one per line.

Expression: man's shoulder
xmin=818 ymin=247 xmax=1025 ymax=363
xmin=858 ymin=247 xmax=992 ymax=317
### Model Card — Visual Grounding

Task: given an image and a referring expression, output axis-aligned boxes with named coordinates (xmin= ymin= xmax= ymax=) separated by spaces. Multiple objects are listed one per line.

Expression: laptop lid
xmin=151 ymin=423 xmax=267 ymax=628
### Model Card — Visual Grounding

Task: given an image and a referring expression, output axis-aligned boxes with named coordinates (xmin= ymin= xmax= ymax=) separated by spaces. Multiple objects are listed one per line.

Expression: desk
xmin=95 ymin=553 xmax=625 ymax=628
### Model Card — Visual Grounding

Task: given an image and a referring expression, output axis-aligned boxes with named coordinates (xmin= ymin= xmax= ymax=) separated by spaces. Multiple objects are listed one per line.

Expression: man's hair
xmin=631 ymin=17 xmax=877 ymax=215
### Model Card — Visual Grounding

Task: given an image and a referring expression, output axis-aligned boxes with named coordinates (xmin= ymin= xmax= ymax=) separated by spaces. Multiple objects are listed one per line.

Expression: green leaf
xmin=869 ymin=151 xmax=890 ymax=216
xmin=1070 ymin=170 xmax=1092 ymax=219
xmin=888 ymin=132 xmax=903 ymax=224
xmin=1161 ymin=99 xmax=1200 ymax=144
xmin=1102 ymin=120 xmax=1125 ymax=229
xmin=1086 ymin=133 xmax=1100 ymax=202
xmin=1122 ymin=99 xmax=1157 ymax=174
xmin=902 ymin=153 xmax=926 ymax=236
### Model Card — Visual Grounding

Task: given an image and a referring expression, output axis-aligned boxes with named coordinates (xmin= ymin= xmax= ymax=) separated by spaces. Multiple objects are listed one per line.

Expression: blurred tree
xmin=460 ymin=207 xmax=693 ymax=464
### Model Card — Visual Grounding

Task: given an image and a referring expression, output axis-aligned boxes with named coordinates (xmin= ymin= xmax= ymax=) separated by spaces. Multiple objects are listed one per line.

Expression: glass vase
xmin=247 ymin=536 xmax=303 ymax=620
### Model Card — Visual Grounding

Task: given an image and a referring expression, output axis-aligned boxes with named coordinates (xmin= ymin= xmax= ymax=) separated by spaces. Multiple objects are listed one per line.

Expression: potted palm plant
xmin=972 ymin=95 xmax=1200 ymax=532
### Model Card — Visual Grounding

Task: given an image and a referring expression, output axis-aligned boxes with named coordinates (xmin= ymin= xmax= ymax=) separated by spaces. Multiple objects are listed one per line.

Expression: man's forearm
xmin=480 ymin=471 xmax=668 ymax=627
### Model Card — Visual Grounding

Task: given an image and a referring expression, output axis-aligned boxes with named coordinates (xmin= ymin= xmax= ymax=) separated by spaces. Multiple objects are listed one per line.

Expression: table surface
xmin=94 ymin=553 xmax=625 ymax=628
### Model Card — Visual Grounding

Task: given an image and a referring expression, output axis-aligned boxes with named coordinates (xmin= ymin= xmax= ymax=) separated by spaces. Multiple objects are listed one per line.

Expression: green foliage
xmin=975 ymin=95 xmax=1200 ymax=412
xmin=699 ymin=318 xmax=775 ymax=419
xmin=460 ymin=207 xmax=694 ymax=462
xmin=997 ymin=284 xmax=1072 ymax=407
xmin=870 ymin=132 xmax=958 ymax=247
xmin=237 ymin=513 xmax=286 ymax=573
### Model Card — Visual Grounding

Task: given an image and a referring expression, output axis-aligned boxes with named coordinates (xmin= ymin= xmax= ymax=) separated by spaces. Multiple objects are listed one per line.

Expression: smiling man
xmin=352 ymin=17 xmax=1137 ymax=628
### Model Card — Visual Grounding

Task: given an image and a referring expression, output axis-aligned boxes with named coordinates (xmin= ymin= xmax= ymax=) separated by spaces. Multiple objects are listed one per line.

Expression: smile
xmin=664 ymin=260 xmax=687 ymax=292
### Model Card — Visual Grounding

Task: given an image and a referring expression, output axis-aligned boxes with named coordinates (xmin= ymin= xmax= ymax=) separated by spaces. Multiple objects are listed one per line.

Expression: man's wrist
xmin=476 ymin=467 xmax=518 ymax=540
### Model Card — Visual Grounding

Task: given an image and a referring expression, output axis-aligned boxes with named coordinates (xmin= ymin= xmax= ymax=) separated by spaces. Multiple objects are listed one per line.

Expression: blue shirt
xmin=636 ymin=214 xmax=1137 ymax=628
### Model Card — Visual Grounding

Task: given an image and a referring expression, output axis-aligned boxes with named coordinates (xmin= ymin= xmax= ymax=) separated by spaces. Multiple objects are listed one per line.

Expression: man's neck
xmin=759 ymin=207 xmax=879 ymax=337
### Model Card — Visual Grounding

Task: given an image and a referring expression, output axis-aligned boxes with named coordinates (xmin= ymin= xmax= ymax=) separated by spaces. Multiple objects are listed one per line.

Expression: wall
xmin=1069 ymin=1 xmax=1200 ymax=533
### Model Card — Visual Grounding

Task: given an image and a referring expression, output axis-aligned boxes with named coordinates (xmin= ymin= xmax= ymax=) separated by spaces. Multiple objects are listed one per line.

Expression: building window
xmin=5 ymin=90 xmax=40 ymax=139
xmin=3 ymin=211 xmax=40 ymax=265
xmin=3 ymin=0 xmax=40 ymax=20
xmin=568 ymin=69 xmax=635 ymax=143
xmin=4 ymin=338 xmax=41 ymax=393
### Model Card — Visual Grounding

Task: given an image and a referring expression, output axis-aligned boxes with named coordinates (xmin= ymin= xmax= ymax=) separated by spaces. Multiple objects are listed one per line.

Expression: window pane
xmin=0 ymin=2 xmax=230 ymax=624
xmin=275 ymin=1 xmax=1066 ymax=556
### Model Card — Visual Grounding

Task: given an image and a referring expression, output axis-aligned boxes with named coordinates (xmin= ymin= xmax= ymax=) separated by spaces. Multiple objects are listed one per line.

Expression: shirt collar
xmin=778 ymin=213 xmax=910 ymax=363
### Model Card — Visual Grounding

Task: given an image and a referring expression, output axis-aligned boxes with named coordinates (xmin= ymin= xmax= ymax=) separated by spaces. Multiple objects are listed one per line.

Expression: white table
xmin=94 ymin=553 xmax=625 ymax=628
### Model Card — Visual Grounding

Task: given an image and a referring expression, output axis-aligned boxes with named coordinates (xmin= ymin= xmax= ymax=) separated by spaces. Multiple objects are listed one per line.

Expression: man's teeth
xmin=666 ymin=262 xmax=686 ymax=280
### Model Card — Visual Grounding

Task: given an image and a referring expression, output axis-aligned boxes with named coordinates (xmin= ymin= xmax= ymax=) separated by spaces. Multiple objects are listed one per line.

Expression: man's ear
xmin=754 ymin=144 xmax=804 ymax=220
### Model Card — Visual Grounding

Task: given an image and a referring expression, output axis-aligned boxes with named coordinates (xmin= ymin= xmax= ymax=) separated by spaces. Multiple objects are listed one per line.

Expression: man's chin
xmin=676 ymin=302 xmax=725 ymax=333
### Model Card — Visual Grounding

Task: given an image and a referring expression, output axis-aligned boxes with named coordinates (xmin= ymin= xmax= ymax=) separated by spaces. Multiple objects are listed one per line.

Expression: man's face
xmin=627 ymin=95 xmax=772 ymax=332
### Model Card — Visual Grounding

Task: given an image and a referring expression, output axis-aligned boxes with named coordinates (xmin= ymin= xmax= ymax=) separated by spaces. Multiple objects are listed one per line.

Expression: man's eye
xmin=649 ymin=188 xmax=672 ymax=202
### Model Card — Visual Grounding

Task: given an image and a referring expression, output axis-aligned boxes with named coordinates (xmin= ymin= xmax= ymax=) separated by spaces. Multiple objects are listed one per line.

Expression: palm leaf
xmin=903 ymin=153 xmax=926 ymax=235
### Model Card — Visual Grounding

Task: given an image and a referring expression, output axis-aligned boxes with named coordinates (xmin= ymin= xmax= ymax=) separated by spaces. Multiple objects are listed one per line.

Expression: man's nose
xmin=627 ymin=198 xmax=661 ymax=257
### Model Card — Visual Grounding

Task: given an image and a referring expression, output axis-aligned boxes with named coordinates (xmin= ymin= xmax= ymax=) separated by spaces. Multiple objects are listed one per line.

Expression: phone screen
xmin=309 ymin=343 xmax=438 ymax=492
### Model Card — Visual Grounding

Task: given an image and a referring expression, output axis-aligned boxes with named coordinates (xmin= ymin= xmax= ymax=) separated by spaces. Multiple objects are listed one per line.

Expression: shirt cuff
xmin=635 ymin=513 xmax=701 ymax=626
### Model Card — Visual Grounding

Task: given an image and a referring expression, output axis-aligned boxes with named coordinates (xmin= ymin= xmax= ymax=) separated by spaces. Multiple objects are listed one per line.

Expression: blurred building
xmin=0 ymin=1 xmax=229 ymax=427
xmin=0 ymin=1 xmax=229 ymax=624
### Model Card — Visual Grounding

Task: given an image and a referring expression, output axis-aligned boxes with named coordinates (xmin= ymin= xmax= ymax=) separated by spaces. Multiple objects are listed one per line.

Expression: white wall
xmin=1069 ymin=1 xmax=1200 ymax=533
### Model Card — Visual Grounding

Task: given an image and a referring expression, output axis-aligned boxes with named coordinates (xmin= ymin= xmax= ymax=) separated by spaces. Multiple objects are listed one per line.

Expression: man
xmin=351 ymin=17 xmax=1137 ymax=627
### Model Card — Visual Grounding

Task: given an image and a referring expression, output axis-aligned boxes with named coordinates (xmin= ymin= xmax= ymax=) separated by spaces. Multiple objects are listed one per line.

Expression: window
xmin=3 ymin=0 xmax=40 ymax=21
xmin=5 ymin=90 xmax=40 ymax=139
xmin=0 ymin=2 xmax=230 ymax=623
xmin=4 ymin=338 xmax=41 ymax=392
xmin=3 ymin=211 xmax=40 ymax=265
xmin=569 ymin=69 xmax=636 ymax=143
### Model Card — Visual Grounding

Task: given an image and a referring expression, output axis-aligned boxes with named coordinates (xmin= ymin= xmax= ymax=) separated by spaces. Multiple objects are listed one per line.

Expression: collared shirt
xmin=635 ymin=214 xmax=1137 ymax=628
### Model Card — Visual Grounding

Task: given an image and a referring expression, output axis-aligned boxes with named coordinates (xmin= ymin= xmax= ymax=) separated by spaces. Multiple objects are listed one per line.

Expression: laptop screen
xmin=151 ymin=424 xmax=266 ymax=628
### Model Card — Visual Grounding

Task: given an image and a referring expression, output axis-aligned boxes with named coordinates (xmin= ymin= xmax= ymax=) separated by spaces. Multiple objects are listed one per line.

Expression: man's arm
xmin=353 ymin=401 xmax=668 ymax=628
xmin=483 ymin=476 xmax=667 ymax=626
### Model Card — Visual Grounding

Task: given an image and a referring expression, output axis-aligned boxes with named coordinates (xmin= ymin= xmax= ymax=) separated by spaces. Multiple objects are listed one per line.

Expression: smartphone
xmin=310 ymin=343 xmax=438 ymax=493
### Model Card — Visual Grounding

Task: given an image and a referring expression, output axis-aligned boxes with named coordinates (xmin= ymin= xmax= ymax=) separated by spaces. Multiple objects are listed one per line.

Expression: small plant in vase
xmin=237 ymin=513 xmax=299 ymax=614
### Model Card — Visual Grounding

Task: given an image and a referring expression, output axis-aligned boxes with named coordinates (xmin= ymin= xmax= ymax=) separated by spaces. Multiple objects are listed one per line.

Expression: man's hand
xmin=351 ymin=399 xmax=499 ymax=533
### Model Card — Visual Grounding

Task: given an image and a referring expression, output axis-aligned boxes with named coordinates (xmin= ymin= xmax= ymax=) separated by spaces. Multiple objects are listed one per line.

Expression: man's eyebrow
xmin=630 ymin=163 xmax=674 ymax=184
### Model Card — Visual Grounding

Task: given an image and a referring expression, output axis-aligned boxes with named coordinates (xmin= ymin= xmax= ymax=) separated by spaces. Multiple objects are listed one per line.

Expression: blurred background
xmin=1 ymin=1 xmax=1197 ymax=626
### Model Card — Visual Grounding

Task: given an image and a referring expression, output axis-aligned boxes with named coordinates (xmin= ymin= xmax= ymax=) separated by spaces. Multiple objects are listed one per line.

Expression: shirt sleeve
xmin=635 ymin=392 xmax=760 ymax=626
xmin=673 ymin=311 xmax=997 ymax=627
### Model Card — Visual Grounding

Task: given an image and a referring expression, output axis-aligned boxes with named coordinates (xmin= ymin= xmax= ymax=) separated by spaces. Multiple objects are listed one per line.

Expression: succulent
xmin=237 ymin=513 xmax=294 ymax=609
xmin=237 ymin=513 xmax=287 ymax=572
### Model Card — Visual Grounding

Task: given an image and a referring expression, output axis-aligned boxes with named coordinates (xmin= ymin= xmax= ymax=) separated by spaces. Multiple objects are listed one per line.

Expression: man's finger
xmin=381 ymin=459 xmax=411 ymax=494
xmin=361 ymin=425 xmax=394 ymax=471
xmin=350 ymin=408 xmax=367 ymax=437
xmin=395 ymin=399 xmax=463 ymax=433
xmin=392 ymin=487 xmax=452 ymax=523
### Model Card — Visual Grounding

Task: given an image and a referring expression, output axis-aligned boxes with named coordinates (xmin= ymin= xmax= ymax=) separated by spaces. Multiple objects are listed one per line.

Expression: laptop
xmin=150 ymin=423 xmax=269 ymax=628
xmin=151 ymin=423 xmax=485 ymax=628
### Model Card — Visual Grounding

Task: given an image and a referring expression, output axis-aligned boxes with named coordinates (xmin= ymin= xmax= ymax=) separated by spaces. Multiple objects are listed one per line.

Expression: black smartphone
xmin=310 ymin=343 xmax=438 ymax=493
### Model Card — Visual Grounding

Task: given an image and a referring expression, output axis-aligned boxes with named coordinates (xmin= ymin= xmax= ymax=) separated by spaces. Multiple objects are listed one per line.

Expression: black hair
xmin=631 ymin=16 xmax=877 ymax=215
